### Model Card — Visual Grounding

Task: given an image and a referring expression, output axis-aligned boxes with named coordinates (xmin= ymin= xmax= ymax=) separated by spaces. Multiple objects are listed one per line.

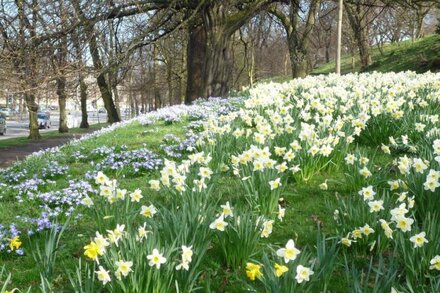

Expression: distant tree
xmin=269 ymin=0 xmax=322 ymax=78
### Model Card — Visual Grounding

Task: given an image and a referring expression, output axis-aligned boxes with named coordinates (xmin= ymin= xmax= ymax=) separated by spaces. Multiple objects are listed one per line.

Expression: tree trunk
xmin=25 ymin=93 xmax=40 ymax=140
xmin=185 ymin=23 xmax=206 ymax=104
xmin=87 ymin=28 xmax=120 ymax=123
xmin=289 ymin=45 xmax=308 ymax=78
xmin=56 ymin=76 xmax=69 ymax=132
xmin=203 ymin=33 xmax=233 ymax=97
xmin=345 ymin=3 xmax=371 ymax=70
xmin=166 ymin=62 xmax=174 ymax=105
xmin=415 ymin=10 xmax=425 ymax=39
xmin=79 ymin=76 xmax=89 ymax=128
xmin=112 ymin=83 xmax=121 ymax=117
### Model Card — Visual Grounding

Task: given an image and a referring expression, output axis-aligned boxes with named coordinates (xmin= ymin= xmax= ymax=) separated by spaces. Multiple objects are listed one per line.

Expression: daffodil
xmin=276 ymin=239 xmax=300 ymax=263
xmin=140 ymin=204 xmax=157 ymax=218
xmin=379 ymin=219 xmax=393 ymax=239
xmin=295 ymin=265 xmax=314 ymax=283
xmin=95 ymin=171 xmax=109 ymax=185
xmin=9 ymin=236 xmax=22 ymax=251
xmin=360 ymin=224 xmax=375 ymax=236
xmin=245 ymin=262 xmax=262 ymax=281
xmin=147 ymin=248 xmax=167 ymax=269
xmin=409 ymin=232 xmax=428 ymax=248
xmin=430 ymin=255 xmax=440 ymax=270
xmin=209 ymin=214 xmax=228 ymax=231
xmin=96 ymin=266 xmax=111 ymax=285
xmin=149 ymin=180 xmax=161 ymax=191
xmin=115 ymin=260 xmax=133 ymax=279
xmin=368 ymin=200 xmax=384 ymax=213
xmin=278 ymin=204 xmax=285 ymax=221
xmin=220 ymin=201 xmax=233 ymax=218
xmin=274 ymin=263 xmax=288 ymax=277
xmin=395 ymin=216 xmax=414 ymax=232
xmin=84 ymin=241 xmax=100 ymax=261
xmin=269 ymin=178 xmax=282 ymax=190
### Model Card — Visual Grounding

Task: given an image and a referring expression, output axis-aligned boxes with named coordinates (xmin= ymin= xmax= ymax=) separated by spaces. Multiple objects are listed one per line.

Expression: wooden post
xmin=336 ymin=0 xmax=343 ymax=74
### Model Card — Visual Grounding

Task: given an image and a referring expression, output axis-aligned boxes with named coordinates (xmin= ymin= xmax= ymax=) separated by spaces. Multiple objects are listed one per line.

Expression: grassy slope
xmin=313 ymin=34 xmax=440 ymax=75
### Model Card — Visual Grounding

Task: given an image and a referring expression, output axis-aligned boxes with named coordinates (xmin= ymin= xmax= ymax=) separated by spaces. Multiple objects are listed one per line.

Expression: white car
xmin=0 ymin=114 xmax=6 ymax=135
xmin=37 ymin=112 xmax=51 ymax=129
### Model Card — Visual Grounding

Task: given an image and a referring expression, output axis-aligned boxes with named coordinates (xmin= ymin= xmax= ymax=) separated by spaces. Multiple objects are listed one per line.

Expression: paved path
xmin=0 ymin=129 xmax=98 ymax=169
xmin=0 ymin=112 xmax=108 ymax=140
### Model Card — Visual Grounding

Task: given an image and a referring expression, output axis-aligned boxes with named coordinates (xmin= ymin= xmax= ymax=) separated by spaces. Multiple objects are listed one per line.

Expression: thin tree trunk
xmin=73 ymin=1 xmax=120 ymax=123
xmin=17 ymin=0 xmax=40 ymax=140
xmin=79 ymin=76 xmax=89 ymax=128
xmin=26 ymin=93 xmax=41 ymax=140
xmin=87 ymin=27 xmax=120 ymax=123
xmin=56 ymin=76 xmax=68 ymax=132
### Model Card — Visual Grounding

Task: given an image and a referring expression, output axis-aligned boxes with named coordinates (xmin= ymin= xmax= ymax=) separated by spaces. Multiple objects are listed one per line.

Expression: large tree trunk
xmin=79 ymin=76 xmax=89 ymax=128
xmin=288 ymin=38 xmax=308 ymax=78
xmin=203 ymin=32 xmax=233 ymax=98
xmin=185 ymin=23 xmax=207 ymax=104
xmin=56 ymin=76 xmax=68 ymax=132
xmin=185 ymin=1 xmax=270 ymax=103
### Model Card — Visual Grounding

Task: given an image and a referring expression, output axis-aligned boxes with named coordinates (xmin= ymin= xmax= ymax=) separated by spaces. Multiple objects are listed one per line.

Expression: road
xmin=0 ymin=112 xmax=109 ymax=141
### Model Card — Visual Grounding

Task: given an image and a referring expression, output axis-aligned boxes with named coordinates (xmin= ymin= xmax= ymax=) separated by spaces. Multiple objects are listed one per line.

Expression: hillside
xmin=313 ymin=34 xmax=440 ymax=75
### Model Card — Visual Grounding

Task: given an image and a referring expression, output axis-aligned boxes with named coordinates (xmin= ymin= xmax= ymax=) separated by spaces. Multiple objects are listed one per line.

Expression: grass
xmin=0 ymin=123 xmax=108 ymax=150
xmin=313 ymin=34 xmax=440 ymax=75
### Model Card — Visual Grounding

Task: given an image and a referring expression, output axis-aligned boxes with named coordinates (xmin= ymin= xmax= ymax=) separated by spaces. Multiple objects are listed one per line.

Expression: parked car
xmin=37 ymin=112 xmax=51 ymax=129
xmin=0 ymin=113 xmax=6 ymax=135
xmin=0 ymin=108 xmax=10 ymax=117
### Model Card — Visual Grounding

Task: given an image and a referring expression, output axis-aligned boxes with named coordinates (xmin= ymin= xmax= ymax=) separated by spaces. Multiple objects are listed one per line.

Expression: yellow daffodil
xmin=9 ymin=236 xmax=22 ymax=251
xmin=246 ymin=262 xmax=263 ymax=281
xmin=274 ymin=263 xmax=288 ymax=277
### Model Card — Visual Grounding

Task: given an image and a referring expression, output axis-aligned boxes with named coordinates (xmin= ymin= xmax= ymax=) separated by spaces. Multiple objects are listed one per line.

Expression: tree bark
xmin=203 ymin=32 xmax=233 ymax=97
xmin=345 ymin=2 xmax=372 ymax=70
xmin=87 ymin=26 xmax=120 ymax=123
xmin=56 ymin=76 xmax=69 ymax=132
xmin=185 ymin=23 xmax=206 ymax=104
xmin=26 ymin=93 xmax=41 ymax=140
xmin=79 ymin=76 xmax=89 ymax=128
xmin=185 ymin=1 xmax=272 ymax=103
xmin=289 ymin=44 xmax=308 ymax=78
